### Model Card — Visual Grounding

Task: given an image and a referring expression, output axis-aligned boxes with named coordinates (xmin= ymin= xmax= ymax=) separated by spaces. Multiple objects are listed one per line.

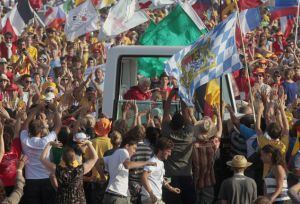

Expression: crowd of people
xmin=1 ymin=1 xmax=300 ymax=204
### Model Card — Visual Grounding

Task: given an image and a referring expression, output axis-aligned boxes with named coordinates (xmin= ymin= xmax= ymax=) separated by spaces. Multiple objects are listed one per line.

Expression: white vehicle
xmin=102 ymin=45 xmax=237 ymax=120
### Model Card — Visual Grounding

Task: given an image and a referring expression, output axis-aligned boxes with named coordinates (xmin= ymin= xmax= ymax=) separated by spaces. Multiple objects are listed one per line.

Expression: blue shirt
xmin=282 ymin=81 xmax=298 ymax=105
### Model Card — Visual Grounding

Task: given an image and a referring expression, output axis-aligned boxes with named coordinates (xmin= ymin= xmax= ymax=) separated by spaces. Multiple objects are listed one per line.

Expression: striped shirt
xmin=192 ymin=139 xmax=218 ymax=189
xmin=129 ymin=141 xmax=153 ymax=182
xmin=264 ymin=168 xmax=290 ymax=202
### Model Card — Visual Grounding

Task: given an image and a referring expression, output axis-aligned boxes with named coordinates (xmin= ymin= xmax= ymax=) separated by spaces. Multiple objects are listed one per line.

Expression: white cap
xmin=73 ymin=132 xmax=90 ymax=142
xmin=0 ymin=58 xmax=7 ymax=63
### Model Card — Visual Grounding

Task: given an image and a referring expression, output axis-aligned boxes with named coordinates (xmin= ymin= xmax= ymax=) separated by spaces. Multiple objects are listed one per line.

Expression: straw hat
xmin=194 ymin=117 xmax=217 ymax=140
xmin=226 ymin=155 xmax=252 ymax=168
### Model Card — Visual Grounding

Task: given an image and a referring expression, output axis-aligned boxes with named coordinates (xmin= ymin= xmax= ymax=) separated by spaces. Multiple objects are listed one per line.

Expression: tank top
xmin=264 ymin=167 xmax=290 ymax=202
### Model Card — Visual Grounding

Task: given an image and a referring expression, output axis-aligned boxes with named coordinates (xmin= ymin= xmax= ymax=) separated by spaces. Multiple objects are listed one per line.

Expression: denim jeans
xmin=196 ymin=186 xmax=214 ymax=204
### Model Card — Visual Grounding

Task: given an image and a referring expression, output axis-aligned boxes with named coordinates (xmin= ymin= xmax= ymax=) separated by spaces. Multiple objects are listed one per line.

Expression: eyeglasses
xmin=25 ymin=80 xmax=32 ymax=84
xmin=5 ymin=37 xmax=12 ymax=40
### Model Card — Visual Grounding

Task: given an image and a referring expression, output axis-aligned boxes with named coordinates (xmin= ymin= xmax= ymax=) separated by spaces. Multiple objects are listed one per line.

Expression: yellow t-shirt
xmin=88 ymin=137 xmax=112 ymax=180
xmin=27 ymin=46 xmax=38 ymax=61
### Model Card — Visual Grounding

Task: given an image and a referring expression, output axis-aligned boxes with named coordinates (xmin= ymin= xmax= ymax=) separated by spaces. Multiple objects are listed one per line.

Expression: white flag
xmin=64 ymin=0 xmax=100 ymax=41
xmin=100 ymin=0 xmax=148 ymax=39
xmin=137 ymin=0 xmax=175 ymax=10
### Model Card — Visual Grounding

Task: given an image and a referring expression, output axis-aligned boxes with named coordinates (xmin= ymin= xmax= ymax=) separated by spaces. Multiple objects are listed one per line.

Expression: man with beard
xmin=0 ymin=32 xmax=17 ymax=61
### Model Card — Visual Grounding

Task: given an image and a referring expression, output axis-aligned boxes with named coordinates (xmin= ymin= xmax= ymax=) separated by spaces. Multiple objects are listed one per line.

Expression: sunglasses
xmin=257 ymin=74 xmax=263 ymax=78
xmin=5 ymin=37 xmax=12 ymax=39
xmin=25 ymin=80 xmax=32 ymax=84
xmin=46 ymin=89 xmax=54 ymax=92
xmin=276 ymin=75 xmax=281 ymax=78
xmin=62 ymin=78 xmax=69 ymax=81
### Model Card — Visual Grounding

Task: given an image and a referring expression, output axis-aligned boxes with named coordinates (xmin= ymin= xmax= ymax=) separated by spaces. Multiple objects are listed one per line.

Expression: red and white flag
xmin=44 ymin=5 xmax=67 ymax=29
xmin=280 ymin=15 xmax=295 ymax=38
xmin=138 ymin=0 xmax=175 ymax=10
xmin=1 ymin=0 xmax=34 ymax=40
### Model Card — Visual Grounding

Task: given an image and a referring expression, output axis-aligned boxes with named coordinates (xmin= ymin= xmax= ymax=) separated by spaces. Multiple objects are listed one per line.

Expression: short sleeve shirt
xmin=104 ymin=148 xmax=130 ymax=196
xmin=141 ymin=156 xmax=164 ymax=199
xmin=20 ymin=130 xmax=57 ymax=179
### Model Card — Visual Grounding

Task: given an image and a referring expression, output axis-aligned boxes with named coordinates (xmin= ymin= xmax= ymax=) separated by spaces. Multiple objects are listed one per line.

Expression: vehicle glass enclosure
xmin=113 ymin=56 xmax=235 ymax=124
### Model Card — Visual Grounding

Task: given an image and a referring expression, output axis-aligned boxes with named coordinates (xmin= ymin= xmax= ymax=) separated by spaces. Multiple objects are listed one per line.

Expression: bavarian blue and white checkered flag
xmin=165 ymin=12 xmax=242 ymax=106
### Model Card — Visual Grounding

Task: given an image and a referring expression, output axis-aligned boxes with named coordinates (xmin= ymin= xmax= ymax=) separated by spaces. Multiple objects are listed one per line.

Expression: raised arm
xmin=214 ymin=105 xmax=223 ymax=138
xmin=83 ymin=141 xmax=98 ymax=175
xmin=40 ymin=142 xmax=58 ymax=174
xmin=47 ymin=103 xmax=62 ymax=135
xmin=278 ymin=98 xmax=289 ymax=135
xmin=226 ymin=104 xmax=239 ymax=128
xmin=163 ymin=88 xmax=177 ymax=124
xmin=255 ymin=101 xmax=264 ymax=136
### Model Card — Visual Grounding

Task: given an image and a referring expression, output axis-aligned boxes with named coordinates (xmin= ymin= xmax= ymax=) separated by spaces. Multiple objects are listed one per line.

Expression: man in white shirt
xmin=141 ymin=137 xmax=181 ymax=204
xmin=20 ymin=103 xmax=61 ymax=204
xmin=103 ymin=136 xmax=156 ymax=204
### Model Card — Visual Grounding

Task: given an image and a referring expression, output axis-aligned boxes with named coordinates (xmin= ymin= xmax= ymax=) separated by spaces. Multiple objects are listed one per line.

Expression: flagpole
xmin=295 ymin=0 xmax=300 ymax=49
xmin=234 ymin=2 xmax=256 ymax=121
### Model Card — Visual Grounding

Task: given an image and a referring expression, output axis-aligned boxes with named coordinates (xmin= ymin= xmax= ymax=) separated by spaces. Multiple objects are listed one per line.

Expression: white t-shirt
xmin=20 ymin=130 xmax=57 ymax=179
xmin=141 ymin=156 xmax=165 ymax=200
xmin=104 ymin=148 xmax=130 ymax=196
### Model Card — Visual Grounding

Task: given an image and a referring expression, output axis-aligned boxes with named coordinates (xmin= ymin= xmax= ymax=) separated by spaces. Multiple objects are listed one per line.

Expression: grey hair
xmin=138 ymin=77 xmax=151 ymax=86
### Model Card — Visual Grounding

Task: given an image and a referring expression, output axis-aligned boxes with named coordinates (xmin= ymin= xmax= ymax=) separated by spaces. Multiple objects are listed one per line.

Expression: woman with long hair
xmin=260 ymin=145 xmax=291 ymax=203
xmin=40 ymin=140 xmax=98 ymax=204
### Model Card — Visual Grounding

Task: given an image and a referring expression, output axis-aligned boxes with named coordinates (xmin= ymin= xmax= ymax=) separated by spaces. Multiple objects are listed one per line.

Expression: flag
xmin=1 ymin=0 xmax=34 ymax=38
xmin=100 ymin=0 xmax=148 ymax=39
xmin=280 ymin=15 xmax=295 ymax=38
xmin=64 ymin=0 xmax=100 ymax=41
xmin=270 ymin=0 xmax=299 ymax=19
xmin=189 ymin=0 xmax=212 ymax=19
xmin=44 ymin=5 xmax=67 ymax=29
xmin=29 ymin=0 xmax=43 ymax=10
xmin=75 ymin=0 xmax=86 ymax=6
xmin=138 ymin=3 xmax=207 ymax=77
xmin=238 ymin=0 xmax=274 ymax=10
xmin=98 ymin=0 xmax=116 ymax=9
xmin=165 ymin=12 xmax=242 ymax=106
xmin=291 ymin=128 xmax=300 ymax=156
xmin=239 ymin=8 xmax=261 ymax=34
xmin=137 ymin=0 xmax=175 ymax=10
xmin=203 ymin=79 xmax=220 ymax=117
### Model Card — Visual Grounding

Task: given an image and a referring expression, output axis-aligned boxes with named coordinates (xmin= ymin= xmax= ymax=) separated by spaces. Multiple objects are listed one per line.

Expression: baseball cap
xmin=0 ymin=58 xmax=7 ymax=63
xmin=0 ymin=74 xmax=9 ymax=81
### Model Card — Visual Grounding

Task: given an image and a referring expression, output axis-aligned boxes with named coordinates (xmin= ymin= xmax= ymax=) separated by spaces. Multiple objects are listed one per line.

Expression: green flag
xmin=138 ymin=4 xmax=207 ymax=78
xmin=63 ymin=0 xmax=73 ymax=13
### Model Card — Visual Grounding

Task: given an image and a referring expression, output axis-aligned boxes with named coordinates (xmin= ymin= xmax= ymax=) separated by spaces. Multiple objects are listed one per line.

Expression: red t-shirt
xmin=0 ymin=138 xmax=22 ymax=186
xmin=123 ymin=86 xmax=151 ymax=100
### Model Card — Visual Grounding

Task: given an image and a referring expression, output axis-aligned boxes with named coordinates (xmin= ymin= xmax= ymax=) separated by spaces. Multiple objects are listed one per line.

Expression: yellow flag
xmin=204 ymin=79 xmax=220 ymax=106
xmin=75 ymin=0 xmax=86 ymax=6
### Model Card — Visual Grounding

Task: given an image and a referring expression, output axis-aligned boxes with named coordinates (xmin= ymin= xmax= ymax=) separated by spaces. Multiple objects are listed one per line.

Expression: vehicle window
xmin=114 ymin=56 xmax=236 ymax=122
